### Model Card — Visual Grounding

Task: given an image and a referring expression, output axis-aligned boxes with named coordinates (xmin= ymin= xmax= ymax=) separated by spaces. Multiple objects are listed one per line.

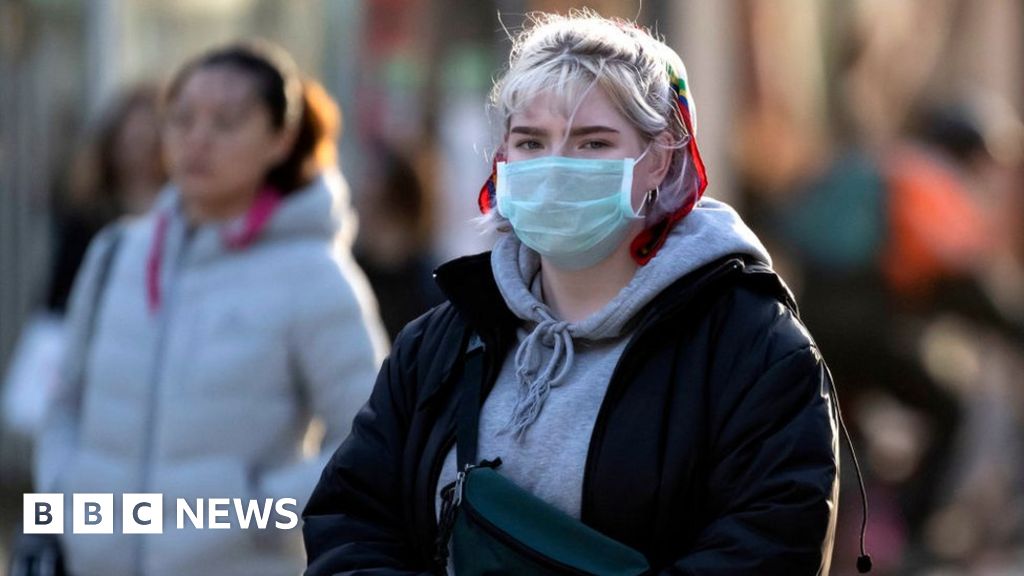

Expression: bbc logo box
xmin=24 ymin=493 xmax=163 ymax=534
xmin=23 ymin=494 xmax=63 ymax=534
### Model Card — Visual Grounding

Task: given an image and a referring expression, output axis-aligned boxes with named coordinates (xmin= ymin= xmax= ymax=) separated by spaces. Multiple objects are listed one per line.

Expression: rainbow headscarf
xmin=628 ymin=62 xmax=708 ymax=264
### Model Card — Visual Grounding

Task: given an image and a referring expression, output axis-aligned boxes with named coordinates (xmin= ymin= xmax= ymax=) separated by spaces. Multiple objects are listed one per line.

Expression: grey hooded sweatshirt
xmin=437 ymin=196 xmax=772 ymax=520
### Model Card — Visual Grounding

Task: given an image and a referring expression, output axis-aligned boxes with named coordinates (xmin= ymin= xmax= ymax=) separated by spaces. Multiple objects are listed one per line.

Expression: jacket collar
xmin=433 ymin=252 xmax=518 ymax=340
xmin=433 ymin=251 xmax=786 ymax=341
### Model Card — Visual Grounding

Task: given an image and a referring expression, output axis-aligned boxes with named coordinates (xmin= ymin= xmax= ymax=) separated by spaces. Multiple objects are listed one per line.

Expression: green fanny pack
xmin=434 ymin=338 xmax=650 ymax=575
xmin=441 ymin=460 xmax=651 ymax=575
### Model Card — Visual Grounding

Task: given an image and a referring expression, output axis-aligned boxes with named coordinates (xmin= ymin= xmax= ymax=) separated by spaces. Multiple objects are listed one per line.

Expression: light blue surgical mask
xmin=496 ymin=154 xmax=646 ymax=270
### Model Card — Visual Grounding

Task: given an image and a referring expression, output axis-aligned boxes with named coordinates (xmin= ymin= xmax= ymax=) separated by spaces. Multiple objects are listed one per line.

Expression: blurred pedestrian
xmin=353 ymin=140 xmax=444 ymax=341
xmin=33 ymin=40 xmax=388 ymax=576
xmin=751 ymin=98 xmax=1024 ymax=573
xmin=2 ymin=83 xmax=164 ymax=477
xmin=304 ymin=11 xmax=853 ymax=575
xmin=51 ymin=83 xmax=166 ymax=312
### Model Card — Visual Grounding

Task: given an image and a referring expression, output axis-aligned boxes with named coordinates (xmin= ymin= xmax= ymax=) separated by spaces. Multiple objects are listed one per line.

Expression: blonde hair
xmin=482 ymin=10 xmax=699 ymax=232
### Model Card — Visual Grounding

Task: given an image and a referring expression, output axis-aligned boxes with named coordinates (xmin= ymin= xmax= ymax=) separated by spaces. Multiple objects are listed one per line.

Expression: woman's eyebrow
xmin=509 ymin=126 xmax=547 ymax=136
xmin=509 ymin=125 xmax=620 ymax=136
xmin=568 ymin=125 xmax=620 ymax=136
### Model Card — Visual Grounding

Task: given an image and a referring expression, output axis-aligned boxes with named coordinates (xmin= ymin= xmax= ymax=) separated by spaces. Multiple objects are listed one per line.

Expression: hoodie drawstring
xmin=503 ymin=305 xmax=575 ymax=439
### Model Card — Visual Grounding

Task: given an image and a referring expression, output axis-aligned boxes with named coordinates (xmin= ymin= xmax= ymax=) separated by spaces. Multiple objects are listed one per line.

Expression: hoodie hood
xmin=490 ymin=196 xmax=771 ymax=437
xmin=152 ymin=167 xmax=355 ymax=247
xmin=492 ymin=196 xmax=771 ymax=339
xmin=262 ymin=168 xmax=356 ymax=246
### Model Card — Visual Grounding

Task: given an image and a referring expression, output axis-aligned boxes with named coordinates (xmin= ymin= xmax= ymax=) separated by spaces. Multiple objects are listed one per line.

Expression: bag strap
xmin=68 ymin=224 xmax=123 ymax=396
xmin=83 ymin=225 xmax=124 ymax=347
xmin=434 ymin=333 xmax=486 ymax=573
xmin=455 ymin=333 xmax=485 ymax=470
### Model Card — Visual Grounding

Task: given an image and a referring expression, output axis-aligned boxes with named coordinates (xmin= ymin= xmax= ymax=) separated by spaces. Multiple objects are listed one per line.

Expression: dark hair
xmin=165 ymin=40 xmax=341 ymax=194
xmin=911 ymin=105 xmax=988 ymax=165
xmin=68 ymin=83 xmax=165 ymax=217
xmin=367 ymin=140 xmax=434 ymax=247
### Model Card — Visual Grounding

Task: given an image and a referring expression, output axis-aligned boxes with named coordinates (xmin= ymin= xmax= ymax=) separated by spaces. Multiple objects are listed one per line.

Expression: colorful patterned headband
xmin=665 ymin=63 xmax=707 ymax=198
xmin=625 ymin=63 xmax=710 ymax=264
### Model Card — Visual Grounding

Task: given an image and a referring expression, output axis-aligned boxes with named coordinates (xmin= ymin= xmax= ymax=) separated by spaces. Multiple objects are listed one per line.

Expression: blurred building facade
xmin=2 ymin=0 xmax=757 ymax=370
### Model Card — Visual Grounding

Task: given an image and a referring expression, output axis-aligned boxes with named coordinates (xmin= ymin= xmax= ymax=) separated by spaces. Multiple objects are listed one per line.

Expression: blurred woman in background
xmin=353 ymin=139 xmax=444 ymax=341
xmin=3 ymin=84 xmax=165 ymax=456
xmin=34 ymin=41 xmax=387 ymax=576
xmin=4 ymin=85 xmax=166 ymax=576
xmin=50 ymin=83 xmax=165 ymax=312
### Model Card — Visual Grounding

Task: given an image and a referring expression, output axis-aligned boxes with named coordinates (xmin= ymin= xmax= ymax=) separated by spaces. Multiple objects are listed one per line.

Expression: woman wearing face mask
xmin=34 ymin=42 xmax=388 ymax=576
xmin=304 ymin=11 xmax=860 ymax=576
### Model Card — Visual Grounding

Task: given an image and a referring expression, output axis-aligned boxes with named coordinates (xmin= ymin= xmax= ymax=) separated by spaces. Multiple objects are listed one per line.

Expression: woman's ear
xmin=640 ymin=131 xmax=674 ymax=190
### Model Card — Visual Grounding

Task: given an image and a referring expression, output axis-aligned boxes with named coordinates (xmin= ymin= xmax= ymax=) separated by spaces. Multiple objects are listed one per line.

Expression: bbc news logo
xmin=24 ymin=494 xmax=299 ymax=534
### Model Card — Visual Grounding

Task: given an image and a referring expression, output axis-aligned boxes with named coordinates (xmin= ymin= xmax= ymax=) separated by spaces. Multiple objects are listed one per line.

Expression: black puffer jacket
xmin=303 ymin=252 xmax=839 ymax=575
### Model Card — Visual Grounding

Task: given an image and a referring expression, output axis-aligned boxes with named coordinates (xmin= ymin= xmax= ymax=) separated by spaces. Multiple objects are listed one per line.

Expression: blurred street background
xmin=1 ymin=1 xmax=1022 ymax=574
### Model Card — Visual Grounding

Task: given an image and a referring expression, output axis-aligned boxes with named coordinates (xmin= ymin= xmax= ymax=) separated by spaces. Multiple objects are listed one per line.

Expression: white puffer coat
xmin=35 ymin=170 xmax=389 ymax=576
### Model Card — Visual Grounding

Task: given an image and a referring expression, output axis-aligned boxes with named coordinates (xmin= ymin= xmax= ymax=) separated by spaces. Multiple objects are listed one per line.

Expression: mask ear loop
xmin=630 ymin=139 xmax=660 ymax=218
xmin=634 ymin=142 xmax=653 ymax=165
xmin=628 ymin=66 xmax=707 ymax=264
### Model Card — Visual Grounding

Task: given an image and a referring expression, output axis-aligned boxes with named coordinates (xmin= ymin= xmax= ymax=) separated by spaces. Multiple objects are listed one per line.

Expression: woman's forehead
xmin=176 ymin=66 xmax=261 ymax=109
xmin=509 ymin=85 xmax=630 ymax=131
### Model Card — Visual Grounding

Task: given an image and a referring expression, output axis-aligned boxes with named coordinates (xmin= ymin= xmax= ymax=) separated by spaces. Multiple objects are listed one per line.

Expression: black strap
xmin=83 ymin=225 xmax=123 ymax=345
xmin=71 ymin=224 xmax=123 ymax=403
xmin=455 ymin=334 xmax=485 ymax=470
xmin=434 ymin=333 xmax=486 ymax=572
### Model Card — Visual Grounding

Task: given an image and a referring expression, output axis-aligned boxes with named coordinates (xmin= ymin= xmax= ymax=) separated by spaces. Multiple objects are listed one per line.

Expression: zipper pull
xmin=454 ymin=457 xmax=501 ymax=507
xmin=433 ymin=458 xmax=503 ymax=573
xmin=453 ymin=465 xmax=472 ymax=507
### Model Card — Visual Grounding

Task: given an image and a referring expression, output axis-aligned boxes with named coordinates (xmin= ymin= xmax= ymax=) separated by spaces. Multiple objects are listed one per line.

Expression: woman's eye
xmin=514 ymin=139 xmax=543 ymax=150
xmin=580 ymin=140 xmax=610 ymax=150
xmin=213 ymin=113 xmax=243 ymax=131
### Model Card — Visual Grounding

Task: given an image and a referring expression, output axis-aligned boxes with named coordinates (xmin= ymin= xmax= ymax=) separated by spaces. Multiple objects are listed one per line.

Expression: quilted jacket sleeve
xmin=302 ymin=312 xmax=437 ymax=576
xmin=257 ymin=253 xmax=389 ymax=515
xmin=667 ymin=299 xmax=839 ymax=575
